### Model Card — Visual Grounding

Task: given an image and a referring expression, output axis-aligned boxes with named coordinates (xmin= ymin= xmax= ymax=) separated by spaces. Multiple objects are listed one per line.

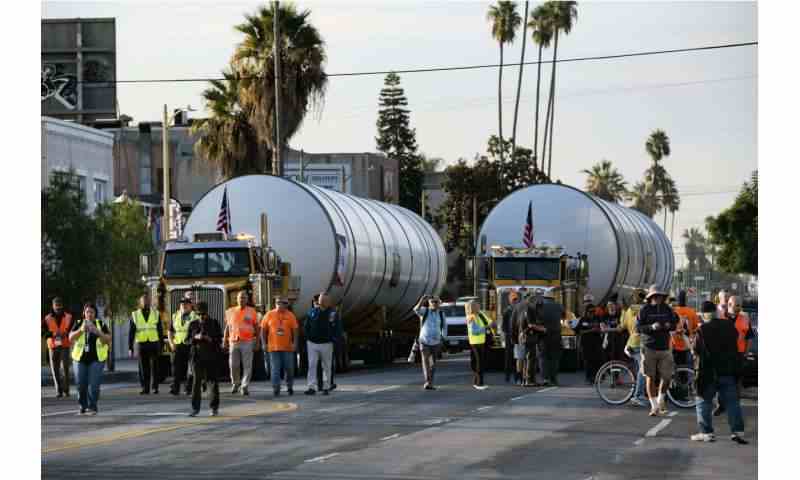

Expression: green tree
xmin=528 ymin=3 xmax=554 ymax=171
xmin=660 ymin=174 xmax=680 ymax=237
xmin=540 ymin=0 xmax=578 ymax=178
xmin=706 ymin=171 xmax=757 ymax=275
xmin=420 ymin=154 xmax=445 ymax=173
xmin=682 ymin=227 xmax=708 ymax=272
xmin=510 ymin=1 xmax=530 ymax=158
xmin=376 ymin=72 xmax=424 ymax=213
xmin=581 ymin=160 xmax=628 ymax=203
xmin=487 ymin=1 xmax=522 ymax=166
xmin=628 ymin=181 xmax=657 ymax=217
xmin=233 ymin=2 xmax=328 ymax=166
xmin=486 ymin=135 xmax=549 ymax=192
xmin=192 ymin=70 xmax=267 ymax=179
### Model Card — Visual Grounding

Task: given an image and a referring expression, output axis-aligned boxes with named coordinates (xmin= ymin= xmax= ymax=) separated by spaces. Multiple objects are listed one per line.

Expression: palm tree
xmin=540 ymin=0 xmax=578 ymax=179
xmin=510 ymin=1 xmax=529 ymax=159
xmin=233 ymin=3 xmax=327 ymax=173
xmin=629 ymin=181 xmax=658 ymax=217
xmin=528 ymin=3 xmax=554 ymax=172
xmin=487 ymin=1 xmax=522 ymax=166
xmin=191 ymin=70 xmax=266 ymax=179
xmin=682 ymin=228 xmax=707 ymax=272
xmin=645 ymin=129 xmax=671 ymax=165
xmin=660 ymin=174 xmax=680 ymax=237
xmin=581 ymin=160 xmax=628 ymax=203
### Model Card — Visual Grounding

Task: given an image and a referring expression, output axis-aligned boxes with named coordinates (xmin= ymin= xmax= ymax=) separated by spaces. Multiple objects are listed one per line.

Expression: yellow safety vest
xmin=172 ymin=310 xmax=199 ymax=345
xmin=71 ymin=319 xmax=109 ymax=362
xmin=133 ymin=309 xmax=160 ymax=343
xmin=468 ymin=312 xmax=490 ymax=345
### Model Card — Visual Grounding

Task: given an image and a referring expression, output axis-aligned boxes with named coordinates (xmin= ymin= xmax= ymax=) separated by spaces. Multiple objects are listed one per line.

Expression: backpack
xmin=420 ymin=308 xmax=446 ymax=336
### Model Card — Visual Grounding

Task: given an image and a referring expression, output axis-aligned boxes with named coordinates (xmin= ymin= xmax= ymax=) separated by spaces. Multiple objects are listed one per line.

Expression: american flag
xmin=216 ymin=186 xmax=231 ymax=236
xmin=523 ymin=201 xmax=534 ymax=248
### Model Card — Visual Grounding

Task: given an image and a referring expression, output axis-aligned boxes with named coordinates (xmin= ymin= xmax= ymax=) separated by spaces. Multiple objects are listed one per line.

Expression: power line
xmin=78 ymin=41 xmax=757 ymax=85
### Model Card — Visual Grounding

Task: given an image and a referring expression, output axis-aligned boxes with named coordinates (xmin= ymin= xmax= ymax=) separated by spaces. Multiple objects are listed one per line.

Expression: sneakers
xmin=210 ymin=409 xmax=219 ymax=417
xmin=649 ymin=408 xmax=659 ymax=417
xmin=231 ymin=385 xmax=240 ymax=394
xmin=424 ymin=383 xmax=435 ymax=391
xmin=86 ymin=410 xmax=97 ymax=416
xmin=139 ymin=390 xmax=149 ymax=395
xmin=287 ymin=388 xmax=294 ymax=396
xmin=731 ymin=434 xmax=749 ymax=445
xmin=304 ymin=388 xmax=316 ymax=396
xmin=188 ymin=410 xmax=199 ymax=417
xmin=77 ymin=408 xmax=86 ymax=416
xmin=56 ymin=392 xmax=63 ymax=399
xmin=474 ymin=385 xmax=488 ymax=390
xmin=658 ymin=398 xmax=669 ymax=416
xmin=273 ymin=388 xmax=280 ymax=397
xmin=630 ymin=398 xmax=648 ymax=407
xmin=153 ymin=389 xmax=159 ymax=395
xmin=691 ymin=433 xmax=716 ymax=442
xmin=242 ymin=386 xmax=249 ymax=396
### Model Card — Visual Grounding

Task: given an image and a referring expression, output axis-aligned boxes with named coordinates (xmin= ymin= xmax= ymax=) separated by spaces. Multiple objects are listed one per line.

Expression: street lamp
xmin=340 ymin=164 xmax=353 ymax=193
xmin=161 ymin=104 xmax=194 ymax=242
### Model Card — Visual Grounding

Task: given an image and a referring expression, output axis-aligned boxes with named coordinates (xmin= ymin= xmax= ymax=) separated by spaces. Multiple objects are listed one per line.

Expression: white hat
xmin=645 ymin=284 xmax=668 ymax=300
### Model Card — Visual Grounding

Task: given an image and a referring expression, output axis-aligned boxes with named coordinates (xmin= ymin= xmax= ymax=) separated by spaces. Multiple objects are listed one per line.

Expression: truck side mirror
xmin=465 ymin=257 xmax=475 ymax=280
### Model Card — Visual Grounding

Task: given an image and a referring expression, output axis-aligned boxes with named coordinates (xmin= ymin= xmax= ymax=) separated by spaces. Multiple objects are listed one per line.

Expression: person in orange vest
xmin=42 ymin=297 xmax=74 ymax=398
xmin=671 ymin=290 xmax=700 ymax=367
xmin=223 ymin=291 xmax=260 ymax=396
xmin=261 ymin=296 xmax=299 ymax=396
xmin=714 ymin=295 xmax=754 ymax=416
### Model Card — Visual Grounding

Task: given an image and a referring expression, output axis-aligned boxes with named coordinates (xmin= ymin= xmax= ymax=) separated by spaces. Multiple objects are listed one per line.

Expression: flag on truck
xmin=523 ymin=201 xmax=534 ymax=248
xmin=217 ymin=186 xmax=231 ymax=236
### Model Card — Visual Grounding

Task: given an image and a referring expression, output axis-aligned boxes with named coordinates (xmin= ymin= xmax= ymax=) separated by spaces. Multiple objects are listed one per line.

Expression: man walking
xmin=714 ymin=295 xmax=754 ymax=416
xmin=169 ymin=297 xmax=199 ymax=396
xmin=519 ymin=291 xmax=545 ymax=386
xmin=262 ymin=297 xmax=299 ymax=396
xmin=636 ymin=285 xmax=677 ymax=416
xmin=690 ymin=301 xmax=748 ymax=444
xmin=130 ymin=292 xmax=164 ymax=395
xmin=223 ymin=291 xmax=259 ymax=396
xmin=502 ymin=292 xmax=520 ymax=383
xmin=188 ymin=302 xmax=222 ymax=417
xmin=42 ymin=297 xmax=74 ymax=398
xmin=536 ymin=290 xmax=564 ymax=386
xmin=414 ymin=295 xmax=446 ymax=390
xmin=304 ymin=293 xmax=342 ymax=395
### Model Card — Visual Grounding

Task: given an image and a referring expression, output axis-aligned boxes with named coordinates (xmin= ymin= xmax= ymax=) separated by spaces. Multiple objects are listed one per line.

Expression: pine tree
xmin=376 ymin=72 xmax=423 ymax=213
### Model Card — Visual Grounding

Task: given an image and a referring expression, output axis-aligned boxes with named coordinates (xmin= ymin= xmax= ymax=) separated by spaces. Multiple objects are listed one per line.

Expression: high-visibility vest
xmin=227 ymin=306 xmax=257 ymax=343
xmin=468 ymin=312 xmax=490 ymax=345
xmin=671 ymin=306 xmax=698 ymax=351
xmin=132 ymin=309 xmax=160 ymax=343
xmin=71 ymin=319 xmax=109 ymax=362
xmin=172 ymin=310 xmax=199 ymax=345
xmin=45 ymin=312 xmax=73 ymax=349
xmin=734 ymin=313 xmax=751 ymax=353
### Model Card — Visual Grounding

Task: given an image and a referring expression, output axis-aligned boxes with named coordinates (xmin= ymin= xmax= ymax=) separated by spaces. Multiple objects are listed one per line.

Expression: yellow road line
xmin=43 ymin=402 xmax=297 ymax=455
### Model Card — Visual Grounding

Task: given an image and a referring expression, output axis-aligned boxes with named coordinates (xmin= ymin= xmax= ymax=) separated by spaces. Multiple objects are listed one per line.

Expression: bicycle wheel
xmin=667 ymin=366 xmax=698 ymax=408
xmin=595 ymin=361 xmax=635 ymax=405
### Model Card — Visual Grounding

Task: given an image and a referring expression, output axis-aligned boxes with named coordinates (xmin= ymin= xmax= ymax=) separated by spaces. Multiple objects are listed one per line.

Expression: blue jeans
xmin=630 ymin=349 xmax=647 ymax=401
xmin=696 ymin=375 xmax=745 ymax=434
xmin=76 ymin=361 xmax=104 ymax=411
xmin=269 ymin=351 xmax=294 ymax=389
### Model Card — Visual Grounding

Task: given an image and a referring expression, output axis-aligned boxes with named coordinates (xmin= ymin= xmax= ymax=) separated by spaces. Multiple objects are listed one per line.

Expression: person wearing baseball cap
xmin=187 ymin=302 xmax=222 ymax=417
xmin=635 ymin=284 xmax=678 ymax=416
xmin=169 ymin=296 xmax=199 ymax=396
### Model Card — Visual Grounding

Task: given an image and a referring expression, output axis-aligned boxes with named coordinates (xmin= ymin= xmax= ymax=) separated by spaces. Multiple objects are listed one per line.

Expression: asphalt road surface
xmin=42 ymin=353 xmax=757 ymax=480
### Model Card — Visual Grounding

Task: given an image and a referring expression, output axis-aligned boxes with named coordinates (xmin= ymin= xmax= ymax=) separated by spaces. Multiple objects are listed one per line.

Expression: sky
xmin=41 ymin=0 xmax=758 ymax=268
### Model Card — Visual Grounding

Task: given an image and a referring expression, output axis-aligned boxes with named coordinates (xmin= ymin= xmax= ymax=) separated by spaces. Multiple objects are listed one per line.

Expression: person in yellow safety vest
xmin=169 ymin=297 xmax=200 ymax=396
xmin=466 ymin=300 xmax=495 ymax=390
xmin=42 ymin=296 xmax=74 ymax=398
xmin=129 ymin=292 xmax=164 ymax=395
xmin=68 ymin=303 xmax=111 ymax=416
xmin=223 ymin=291 xmax=260 ymax=396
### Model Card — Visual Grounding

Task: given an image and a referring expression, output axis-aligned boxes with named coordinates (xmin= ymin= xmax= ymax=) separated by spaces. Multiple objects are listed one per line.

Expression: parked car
xmin=441 ymin=302 xmax=469 ymax=353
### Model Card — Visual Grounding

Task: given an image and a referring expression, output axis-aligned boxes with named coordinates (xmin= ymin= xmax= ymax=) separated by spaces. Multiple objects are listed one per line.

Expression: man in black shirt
xmin=187 ymin=302 xmax=222 ymax=417
xmin=535 ymin=290 xmax=564 ymax=386
xmin=576 ymin=302 xmax=605 ymax=384
xmin=129 ymin=293 xmax=164 ymax=395
xmin=503 ymin=291 xmax=520 ymax=383
xmin=690 ymin=301 xmax=747 ymax=444
xmin=635 ymin=284 xmax=677 ymax=416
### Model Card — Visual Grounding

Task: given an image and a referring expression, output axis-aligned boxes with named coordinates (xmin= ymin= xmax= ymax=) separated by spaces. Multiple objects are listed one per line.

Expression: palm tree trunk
xmin=670 ymin=210 xmax=676 ymax=245
xmin=511 ymin=1 xmax=529 ymax=160
xmin=498 ymin=42 xmax=505 ymax=165
xmin=663 ymin=208 xmax=668 ymax=231
xmin=546 ymin=31 xmax=559 ymax=179
xmin=541 ymin=82 xmax=553 ymax=176
xmin=533 ymin=44 xmax=543 ymax=172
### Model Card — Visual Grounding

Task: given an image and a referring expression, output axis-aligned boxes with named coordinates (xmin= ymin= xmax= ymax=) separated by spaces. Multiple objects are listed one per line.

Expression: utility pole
xmin=162 ymin=104 xmax=170 ymax=243
xmin=272 ymin=1 xmax=282 ymax=177
xmin=421 ymin=189 xmax=426 ymax=220
xmin=340 ymin=165 xmax=347 ymax=193
xmin=299 ymin=149 xmax=304 ymax=183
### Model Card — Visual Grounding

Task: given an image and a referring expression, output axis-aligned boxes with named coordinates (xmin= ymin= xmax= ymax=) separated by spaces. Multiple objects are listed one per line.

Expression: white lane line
xmin=634 ymin=438 xmax=645 ymax=446
xmin=476 ymin=406 xmax=492 ymax=412
xmin=316 ymin=402 xmax=368 ymax=414
xmin=511 ymin=394 xmax=533 ymax=401
xmin=42 ymin=410 xmax=78 ymax=418
xmin=645 ymin=419 xmax=672 ymax=437
xmin=668 ymin=411 xmax=678 ymax=417
xmin=365 ymin=386 xmax=401 ymax=394
xmin=537 ymin=386 xmax=559 ymax=393
xmin=381 ymin=433 xmax=401 ymax=441
xmin=304 ymin=453 xmax=340 ymax=463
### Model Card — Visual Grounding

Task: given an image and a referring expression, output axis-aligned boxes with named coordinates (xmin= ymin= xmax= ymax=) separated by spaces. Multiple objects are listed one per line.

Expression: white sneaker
xmin=690 ymin=433 xmax=715 ymax=442
xmin=630 ymin=398 xmax=648 ymax=407
xmin=473 ymin=385 xmax=488 ymax=390
xmin=659 ymin=398 xmax=669 ymax=415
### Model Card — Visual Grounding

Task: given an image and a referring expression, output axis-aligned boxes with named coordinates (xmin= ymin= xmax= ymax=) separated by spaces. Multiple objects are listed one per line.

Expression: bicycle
xmin=594 ymin=355 xmax=698 ymax=409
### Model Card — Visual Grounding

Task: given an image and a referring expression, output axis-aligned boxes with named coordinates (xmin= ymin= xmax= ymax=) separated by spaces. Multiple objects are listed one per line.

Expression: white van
xmin=441 ymin=302 xmax=469 ymax=353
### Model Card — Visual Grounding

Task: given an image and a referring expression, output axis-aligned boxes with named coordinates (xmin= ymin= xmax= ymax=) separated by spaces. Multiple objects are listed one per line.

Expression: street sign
xmin=732 ymin=282 xmax=738 ymax=290
xmin=694 ymin=276 xmax=705 ymax=281
xmin=687 ymin=287 xmax=696 ymax=295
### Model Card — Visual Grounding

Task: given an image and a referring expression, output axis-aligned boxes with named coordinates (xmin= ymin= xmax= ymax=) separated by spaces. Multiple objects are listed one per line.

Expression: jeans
xmin=77 ymin=361 xmax=104 ymax=411
xmin=269 ymin=351 xmax=295 ymax=390
xmin=696 ymin=375 xmax=745 ymax=434
xmin=630 ymin=349 xmax=647 ymax=401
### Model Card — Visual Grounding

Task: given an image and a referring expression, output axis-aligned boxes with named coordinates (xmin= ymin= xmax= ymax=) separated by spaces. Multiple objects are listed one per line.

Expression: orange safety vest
xmin=734 ymin=313 xmax=751 ymax=353
xmin=671 ymin=306 xmax=699 ymax=352
xmin=45 ymin=313 xmax=73 ymax=349
xmin=227 ymin=306 xmax=257 ymax=343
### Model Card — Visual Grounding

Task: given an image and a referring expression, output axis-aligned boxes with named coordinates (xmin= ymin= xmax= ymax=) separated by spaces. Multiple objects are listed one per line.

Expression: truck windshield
xmin=164 ymin=249 xmax=251 ymax=278
xmin=494 ymin=258 xmax=560 ymax=281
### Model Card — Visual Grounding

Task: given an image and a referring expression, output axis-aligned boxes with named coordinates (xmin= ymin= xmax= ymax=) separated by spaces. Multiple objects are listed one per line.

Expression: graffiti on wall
xmin=41 ymin=64 xmax=77 ymax=110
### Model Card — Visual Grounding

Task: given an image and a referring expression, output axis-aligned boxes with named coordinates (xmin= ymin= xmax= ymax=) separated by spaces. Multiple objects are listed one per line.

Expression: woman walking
xmin=466 ymin=301 xmax=495 ymax=390
xmin=69 ymin=303 xmax=111 ymax=415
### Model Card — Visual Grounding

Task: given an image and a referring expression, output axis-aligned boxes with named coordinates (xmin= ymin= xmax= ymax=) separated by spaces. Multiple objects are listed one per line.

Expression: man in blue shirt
xmin=414 ymin=295 xmax=446 ymax=390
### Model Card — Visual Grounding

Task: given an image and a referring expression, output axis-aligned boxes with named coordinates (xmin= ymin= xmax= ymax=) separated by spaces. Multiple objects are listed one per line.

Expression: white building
xmin=42 ymin=116 xmax=114 ymax=212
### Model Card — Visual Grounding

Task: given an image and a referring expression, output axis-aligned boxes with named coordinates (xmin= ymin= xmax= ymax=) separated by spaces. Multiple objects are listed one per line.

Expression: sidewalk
xmin=41 ymin=359 xmax=140 ymax=387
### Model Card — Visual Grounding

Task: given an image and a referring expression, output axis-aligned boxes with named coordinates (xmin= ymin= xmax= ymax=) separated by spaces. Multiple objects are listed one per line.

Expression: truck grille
xmin=170 ymin=287 xmax=225 ymax=329
xmin=446 ymin=325 xmax=467 ymax=337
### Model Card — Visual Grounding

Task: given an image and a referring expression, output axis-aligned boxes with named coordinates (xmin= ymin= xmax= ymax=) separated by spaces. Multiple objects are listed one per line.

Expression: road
xmin=42 ymin=353 xmax=757 ymax=479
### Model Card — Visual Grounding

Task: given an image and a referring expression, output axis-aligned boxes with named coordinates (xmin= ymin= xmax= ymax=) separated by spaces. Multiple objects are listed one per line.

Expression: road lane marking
xmin=316 ymin=402 xmax=368 ymax=413
xmin=645 ymin=419 xmax=672 ymax=437
xmin=304 ymin=453 xmax=340 ymax=463
xmin=476 ymin=406 xmax=492 ymax=412
xmin=634 ymin=438 xmax=645 ymax=446
xmin=537 ymin=386 xmax=559 ymax=393
xmin=511 ymin=394 xmax=533 ymax=401
xmin=366 ymin=386 xmax=401 ymax=394
xmin=380 ymin=433 xmax=401 ymax=441
xmin=668 ymin=411 xmax=678 ymax=417
xmin=42 ymin=410 xmax=78 ymax=418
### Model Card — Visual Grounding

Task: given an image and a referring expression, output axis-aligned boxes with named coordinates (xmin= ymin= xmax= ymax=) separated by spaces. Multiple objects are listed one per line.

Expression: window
xmin=493 ymin=258 xmax=560 ymax=281
xmin=164 ymin=249 xmax=251 ymax=278
xmin=94 ymin=179 xmax=107 ymax=204
xmin=384 ymin=172 xmax=394 ymax=196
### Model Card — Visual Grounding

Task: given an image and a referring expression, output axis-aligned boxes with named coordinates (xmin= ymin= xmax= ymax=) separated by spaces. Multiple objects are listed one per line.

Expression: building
xmin=42 ymin=116 xmax=115 ymax=212
xmin=42 ymin=18 xmax=117 ymax=124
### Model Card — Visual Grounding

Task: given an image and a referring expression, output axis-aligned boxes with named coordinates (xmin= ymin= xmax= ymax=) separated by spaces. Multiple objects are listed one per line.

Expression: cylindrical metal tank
xmin=478 ymin=183 xmax=674 ymax=303
xmin=183 ymin=175 xmax=447 ymax=322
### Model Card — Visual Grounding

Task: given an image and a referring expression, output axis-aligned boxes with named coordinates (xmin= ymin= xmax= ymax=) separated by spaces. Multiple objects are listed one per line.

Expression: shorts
xmin=514 ymin=344 xmax=526 ymax=360
xmin=641 ymin=347 xmax=674 ymax=381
